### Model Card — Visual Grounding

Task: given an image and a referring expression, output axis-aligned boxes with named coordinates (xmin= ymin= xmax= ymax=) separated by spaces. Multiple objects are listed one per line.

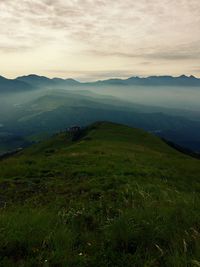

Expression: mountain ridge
xmin=0 ymin=75 xmax=33 ymax=92
xmin=1 ymin=74 xmax=200 ymax=92
xmin=16 ymin=74 xmax=80 ymax=87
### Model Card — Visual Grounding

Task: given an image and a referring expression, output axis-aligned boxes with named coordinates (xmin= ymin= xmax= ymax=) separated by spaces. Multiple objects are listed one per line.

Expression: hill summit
xmin=0 ymin=122 xmax=200 ymax=266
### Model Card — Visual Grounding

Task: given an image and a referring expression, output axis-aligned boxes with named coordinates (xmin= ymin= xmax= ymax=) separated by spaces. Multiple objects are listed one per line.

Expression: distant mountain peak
xmin=92 ymin=74 xmax=200 ymax=86
xmin=17 ymin=74 xmax=50 ymax=80
xmin=0 ymin=75 xmax=8 ymax=80
xmin=1 ymin=74 xmax=200 ymax=91
xmin=0 ymin=75 xmax=33 ymax=92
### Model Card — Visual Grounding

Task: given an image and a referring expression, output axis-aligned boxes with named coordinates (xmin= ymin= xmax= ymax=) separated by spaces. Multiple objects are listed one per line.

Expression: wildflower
xmin=79 ymin=252 xmax=83 ymax=256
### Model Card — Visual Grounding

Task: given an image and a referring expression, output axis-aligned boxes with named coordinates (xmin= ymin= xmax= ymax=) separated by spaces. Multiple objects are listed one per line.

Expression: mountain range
xmin=0 ymin=75 xmax=33 ymax=92
xmin=1 ymin=74 xmax=200 ymax=92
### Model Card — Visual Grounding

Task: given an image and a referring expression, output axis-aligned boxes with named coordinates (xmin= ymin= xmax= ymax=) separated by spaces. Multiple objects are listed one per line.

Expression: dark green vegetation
xmin=0 ymin=122 xmax=200 ymax=266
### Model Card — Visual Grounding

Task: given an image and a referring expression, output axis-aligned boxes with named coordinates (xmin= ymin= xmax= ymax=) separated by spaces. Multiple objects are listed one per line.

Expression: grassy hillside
xmin=0 ymin=122 xmax=200 ymax=266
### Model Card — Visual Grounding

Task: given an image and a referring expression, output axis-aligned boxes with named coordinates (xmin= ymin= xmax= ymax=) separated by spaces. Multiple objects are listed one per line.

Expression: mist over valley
xmin=1 ymin=74 xmax=200 ymax=154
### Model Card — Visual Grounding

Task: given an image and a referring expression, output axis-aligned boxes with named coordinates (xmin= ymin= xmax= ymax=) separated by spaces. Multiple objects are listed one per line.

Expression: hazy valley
xmin=1 ymin=74 xmax=200 ymax=155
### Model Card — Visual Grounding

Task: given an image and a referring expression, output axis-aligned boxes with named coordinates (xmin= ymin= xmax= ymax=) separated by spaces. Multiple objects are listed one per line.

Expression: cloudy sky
xmin=0 ymin=0 xmax=200 ymax=81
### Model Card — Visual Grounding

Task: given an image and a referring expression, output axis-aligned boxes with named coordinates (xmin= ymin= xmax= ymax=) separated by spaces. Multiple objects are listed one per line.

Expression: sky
xmin=0 ymin=0 xmax=200 ymax=81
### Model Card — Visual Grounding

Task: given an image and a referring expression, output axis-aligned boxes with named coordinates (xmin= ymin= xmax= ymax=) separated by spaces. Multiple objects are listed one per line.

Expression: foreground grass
xmin=0 ymin=122 xmax=200 ymax=266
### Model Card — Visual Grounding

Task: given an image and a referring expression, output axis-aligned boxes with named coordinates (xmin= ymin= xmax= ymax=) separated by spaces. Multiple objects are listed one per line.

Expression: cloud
xmin=0 ymin=0 xmax=200 ymax=78
xmin=89 ymin=40 xmax=200 ymax=61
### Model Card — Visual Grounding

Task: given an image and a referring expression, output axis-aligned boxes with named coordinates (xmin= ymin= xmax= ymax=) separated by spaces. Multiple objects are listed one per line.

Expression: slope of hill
xmin=0 ymin=122 xmax=199 ymax=266
xmin=0 ymin=75 xmax=32 ymax=92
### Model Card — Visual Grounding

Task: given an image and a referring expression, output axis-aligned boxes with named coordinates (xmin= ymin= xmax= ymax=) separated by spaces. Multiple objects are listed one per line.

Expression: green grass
xmin=0 ymin=121 xmax=200 ymax=266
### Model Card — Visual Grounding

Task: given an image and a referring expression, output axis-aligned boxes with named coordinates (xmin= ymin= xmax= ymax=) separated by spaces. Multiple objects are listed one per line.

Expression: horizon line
xmin=1 ymin=73 xmax=200 ymax=83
